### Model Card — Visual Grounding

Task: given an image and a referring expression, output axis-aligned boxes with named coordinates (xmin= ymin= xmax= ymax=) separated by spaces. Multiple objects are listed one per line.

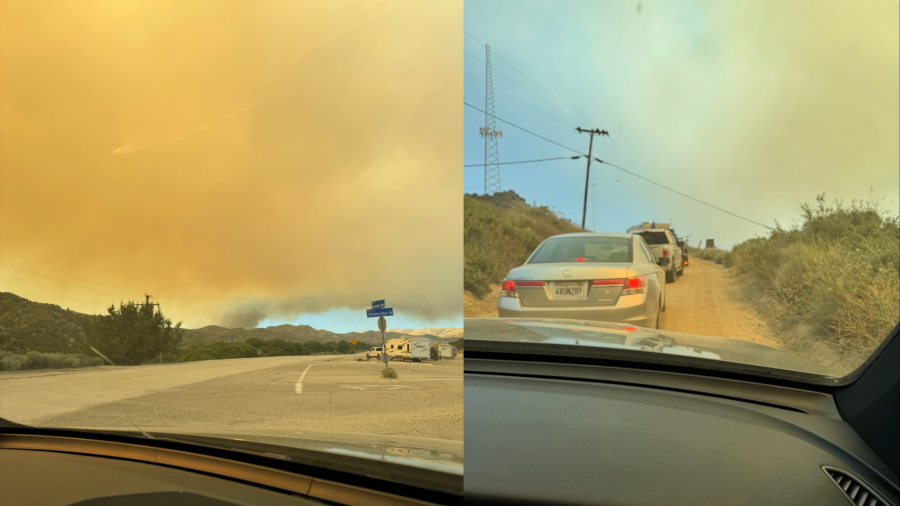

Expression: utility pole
xmin=481 ymin=44 xmax=503 ymax=195
xmin=576 ymin=127 xmax=609 ymax=230
xmin=139 ymin=294 xmax=159 ymax=312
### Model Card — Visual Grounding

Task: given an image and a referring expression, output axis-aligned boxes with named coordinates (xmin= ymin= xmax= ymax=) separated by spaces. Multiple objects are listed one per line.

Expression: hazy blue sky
xmin=464 ymin=0 xmax=899 ymax=249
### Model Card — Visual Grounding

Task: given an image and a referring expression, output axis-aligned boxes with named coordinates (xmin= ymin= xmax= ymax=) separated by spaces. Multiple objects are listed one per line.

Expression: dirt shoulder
xmin=660 ymin=258 xmax=781 ymax=348
xmin=464 ymin=284 xmax=499 ymax=319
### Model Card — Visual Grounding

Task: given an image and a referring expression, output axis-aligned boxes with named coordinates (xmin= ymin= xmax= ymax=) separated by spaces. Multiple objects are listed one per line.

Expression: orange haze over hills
xmin=0 ymin=0 xmax=463 ymax=328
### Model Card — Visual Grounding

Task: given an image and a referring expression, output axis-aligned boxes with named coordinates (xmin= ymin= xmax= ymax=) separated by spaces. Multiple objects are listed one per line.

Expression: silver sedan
xmin=497 ymin=233 xmax=669 ymax=329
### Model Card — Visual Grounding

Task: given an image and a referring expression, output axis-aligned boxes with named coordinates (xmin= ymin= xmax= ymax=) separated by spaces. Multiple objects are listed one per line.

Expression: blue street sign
xmin=366 ymin=307 xmax=393 ymax=317
xmin=371 ymin=299 xmax=385 ymax=309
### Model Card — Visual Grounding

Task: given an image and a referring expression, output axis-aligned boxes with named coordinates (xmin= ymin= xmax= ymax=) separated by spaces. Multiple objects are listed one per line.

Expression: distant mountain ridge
xmin=384 ymin=328 xmax=463 ymax=339
xmin=181 ymin=325 xmax=459 ymax=346
xmin=1 ymin=292 xmax=461 ymax=352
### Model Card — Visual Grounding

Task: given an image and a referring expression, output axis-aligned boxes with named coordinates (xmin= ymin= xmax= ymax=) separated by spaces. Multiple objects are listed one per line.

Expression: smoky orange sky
xmin=0 ymin=0 xmax=463 ymax=329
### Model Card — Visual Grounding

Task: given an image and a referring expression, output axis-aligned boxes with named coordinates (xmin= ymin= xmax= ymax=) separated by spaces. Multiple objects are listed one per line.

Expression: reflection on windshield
xmin=466 ymin=319 xmax=831 ymax=376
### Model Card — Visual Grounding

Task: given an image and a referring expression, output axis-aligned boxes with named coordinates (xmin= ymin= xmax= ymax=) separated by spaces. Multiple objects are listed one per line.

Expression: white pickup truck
xmin=627 ymin=222 xmax=684 ymax=283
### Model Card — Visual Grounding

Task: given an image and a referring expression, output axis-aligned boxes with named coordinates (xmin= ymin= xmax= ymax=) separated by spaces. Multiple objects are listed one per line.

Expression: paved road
xmin=0 ymin=355 xmax=463 ymax=441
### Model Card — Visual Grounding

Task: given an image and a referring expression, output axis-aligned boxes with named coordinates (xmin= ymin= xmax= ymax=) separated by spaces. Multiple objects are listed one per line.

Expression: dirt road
xmin=660 ymin=258 xmax=780 ymax=348
xmin=463 ymin=259 xmax=780 ymax=348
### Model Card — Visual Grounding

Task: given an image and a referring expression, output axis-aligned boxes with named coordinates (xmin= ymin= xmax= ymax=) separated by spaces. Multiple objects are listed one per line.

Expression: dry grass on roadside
xmin=692 ymin=247 xmax=733 ymax=266
xmin=464 ymin=285 xmax=500 ymax=318
xmin=711 ymin=195 xmax=899 ymax=375
xmin=382 ymin=367 xmax=398 ymax=379
xmin=0 ymin=351 xmax=104 ymax=372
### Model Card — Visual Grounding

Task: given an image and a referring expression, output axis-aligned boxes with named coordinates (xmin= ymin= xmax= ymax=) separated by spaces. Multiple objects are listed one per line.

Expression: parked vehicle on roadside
xmin=627 ymin=223 xmax=684 ymax=282
xmin=497 ymin=232 xmax=669 ymax=329
xmin=385 ymin=337 xmax=431 ymax=362
xmin=365 ymin=347 xmax=383 ymax=360
xmin=438 ymin=343 xmax=458 ymax=359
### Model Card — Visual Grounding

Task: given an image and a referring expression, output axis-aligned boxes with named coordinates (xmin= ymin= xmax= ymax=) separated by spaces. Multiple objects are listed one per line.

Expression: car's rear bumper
xmin=497 ymin=294 xmax=655 ymax=327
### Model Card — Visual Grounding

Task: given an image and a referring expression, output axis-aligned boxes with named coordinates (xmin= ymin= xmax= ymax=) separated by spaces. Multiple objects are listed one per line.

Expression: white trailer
xmin=385 ymin=336 xmax=431 ymax=362
xmin=410 ymin=337 xmax=430 ymax=362
xmin=438 ymin=343 xmax=457 ymax=359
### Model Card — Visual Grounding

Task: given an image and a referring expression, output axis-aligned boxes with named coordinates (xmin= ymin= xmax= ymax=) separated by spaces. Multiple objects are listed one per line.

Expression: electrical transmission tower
xmin=481 ymin=44 xmax=503 ymax=195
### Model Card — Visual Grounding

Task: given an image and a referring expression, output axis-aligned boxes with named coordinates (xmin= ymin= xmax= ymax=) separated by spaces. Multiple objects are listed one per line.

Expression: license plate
xmin=550 ymin=281 xmax=586 ymax=298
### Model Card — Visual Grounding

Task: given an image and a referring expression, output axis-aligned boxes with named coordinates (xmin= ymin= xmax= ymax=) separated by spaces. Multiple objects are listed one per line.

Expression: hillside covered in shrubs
xmin=465 ymin=190 xmax=582 ymax=297
xmin=696 ymin=195 xmax=899 ymax=374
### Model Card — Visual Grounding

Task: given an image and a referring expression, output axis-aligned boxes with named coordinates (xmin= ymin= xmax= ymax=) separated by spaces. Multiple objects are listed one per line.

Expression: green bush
xmin=692 ymin=247 xmax=732 ymax=266
xmin=163 ymin=338 xmax=366 ymax=364
xmin=721 ymin=195 xmax=899 ymax=372
xmin=0 ymin=351 xmax=104 ymax=371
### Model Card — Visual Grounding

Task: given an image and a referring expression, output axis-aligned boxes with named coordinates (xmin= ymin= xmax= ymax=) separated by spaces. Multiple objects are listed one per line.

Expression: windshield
xmin=0 ymin=0 xmax=463 ymax=475
xmin=638 ymin=232 xmax=669 ymax=245
xmin=462 ymin=0 xmax=899 ymax=381
xmin=530 ymin=237 xmax=632 ymax=263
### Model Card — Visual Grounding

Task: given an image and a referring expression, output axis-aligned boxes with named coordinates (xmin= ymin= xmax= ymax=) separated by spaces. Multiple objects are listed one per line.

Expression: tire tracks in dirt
xmin=660 ymin=259 xmax=781 ymax=348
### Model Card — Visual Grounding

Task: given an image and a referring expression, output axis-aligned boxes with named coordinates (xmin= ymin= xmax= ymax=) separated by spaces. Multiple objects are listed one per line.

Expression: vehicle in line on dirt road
xmin=497 ymin=232 xmax=669 ymax=329
xmin=365 ymin=346 xmax=383 ymax=360
xmin=385 ymin=336 xmax=431 ymax=362
xmin=627 ymin=222 xmax=684 ymax=283
xmin=675 ymin=233 xmax=690 ymax=267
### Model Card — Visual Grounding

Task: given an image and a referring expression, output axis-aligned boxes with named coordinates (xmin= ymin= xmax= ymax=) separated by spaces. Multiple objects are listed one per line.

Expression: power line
xmin=0 ymin=259 xmax=127 ymax=300
xmin=467 ymin=31 xmax=669 ymax=220
xmin=594 ymin=159 xmax=774 ymax=230
xmin=464 ymin=52 xmax=587 ymax=130
xmin=464 ymin=102 xmax=584 ymax=156
xmin=465 ymin=73 xmax=578 ymax=131
xmin=465 ymin=31 xmax=485 ymax=47
xmin=464 ymin=51 xmax=485 ymax=65
xmin=464 ymin=156 xmax=579 ymax=167
xmin=462 ymin=102 xmax=773 ymax=230
xmin=465 ymin=31 xmax=598 ymax=129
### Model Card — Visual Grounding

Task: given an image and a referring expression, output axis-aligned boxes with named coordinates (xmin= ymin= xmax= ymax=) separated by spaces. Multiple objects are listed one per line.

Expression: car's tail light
xmin=684 ymin=260 xmax=689 ymax=266
xmin=593 ymin=279 xmax=625 ymax=286
xmin=662 ymin=248 xmax=669 ymax=257
xmin=499 ymin=279 xmax=516 ymax=297
xmin=500 ymin=280 xmax=543 ymax=297
xmin=621 ymin=275 xmax=647 ymax=295
xmin=575 ymin=257 xmax=586 ymax=262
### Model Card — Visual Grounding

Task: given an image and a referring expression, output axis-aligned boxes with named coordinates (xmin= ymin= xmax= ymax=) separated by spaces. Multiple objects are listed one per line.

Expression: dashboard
xmin=0 ymin=432 xmax=456 ymax=506
xmin=463 ymin=358 xmax=899 ymax=506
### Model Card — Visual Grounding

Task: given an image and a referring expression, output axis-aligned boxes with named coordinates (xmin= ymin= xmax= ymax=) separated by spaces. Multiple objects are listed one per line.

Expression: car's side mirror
xmin=677 ymin=241 xmax=684 ymax=248
xmin=657 ymin=257 xmax=670 ymax=267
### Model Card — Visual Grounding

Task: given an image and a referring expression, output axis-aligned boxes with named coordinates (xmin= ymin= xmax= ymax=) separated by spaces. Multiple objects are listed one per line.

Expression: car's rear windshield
xmin=638 ymin=232 xmax=669 ymax=245
xmin=530 ymin=237 xmax=632 ymax=264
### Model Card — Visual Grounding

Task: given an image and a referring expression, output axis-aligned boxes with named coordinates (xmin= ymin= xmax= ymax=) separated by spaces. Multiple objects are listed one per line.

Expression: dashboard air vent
xmin=823 ymin=467 xmax=889 ymax=506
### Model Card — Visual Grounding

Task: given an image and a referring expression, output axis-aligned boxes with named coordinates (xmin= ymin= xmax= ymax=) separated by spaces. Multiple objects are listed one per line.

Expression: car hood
xmin=465 ymin=318 xmax=831 ymax=376
xmin=80 ymin=427 xmax=463 ymax=475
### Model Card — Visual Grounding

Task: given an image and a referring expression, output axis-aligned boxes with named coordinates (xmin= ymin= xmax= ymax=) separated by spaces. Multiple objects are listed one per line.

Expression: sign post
xmin=351 ymin=339 xmax=357 ymax=359
xmin=367 ymin=300 xmax=393 ymax=369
